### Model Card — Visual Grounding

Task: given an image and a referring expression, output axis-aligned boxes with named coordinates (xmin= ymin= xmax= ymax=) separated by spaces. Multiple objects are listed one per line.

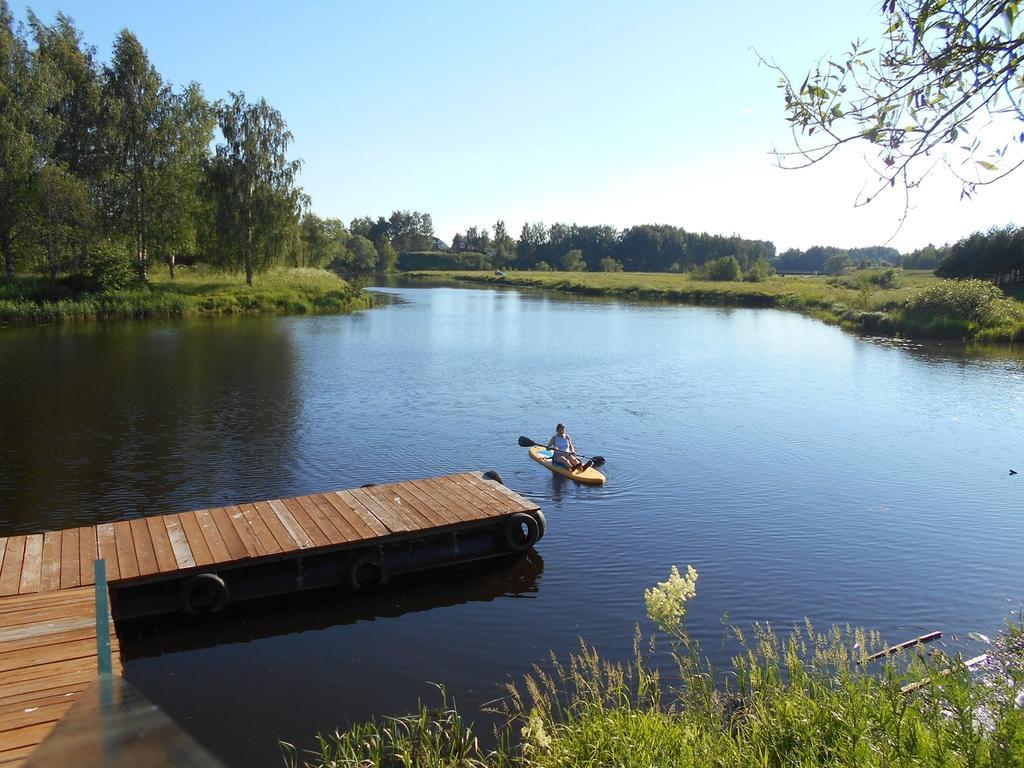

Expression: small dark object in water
xmin=1011 ymin=469 xmax=1018 ymax=475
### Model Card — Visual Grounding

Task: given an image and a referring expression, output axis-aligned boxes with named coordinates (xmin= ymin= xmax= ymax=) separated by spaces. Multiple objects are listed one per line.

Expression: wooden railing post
xmin=94 ymin=559 xmax=112 ymax=676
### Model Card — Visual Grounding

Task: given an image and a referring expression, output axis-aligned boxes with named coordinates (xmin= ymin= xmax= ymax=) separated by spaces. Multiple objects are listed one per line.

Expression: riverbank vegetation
xmin=291 ymin=567 xmax=1024 ymax=767
xmin=412 ymin=269 xmax=1024 ymax=343
xmin=0 ymin=266 xmax=370 ymax=324
xmin=6 ymin=4 xmax=1022 ymax=328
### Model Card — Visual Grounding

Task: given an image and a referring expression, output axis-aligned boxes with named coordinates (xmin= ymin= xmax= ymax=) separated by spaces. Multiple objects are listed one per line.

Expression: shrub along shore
xmin=411 ymin=269 xmax=1024 ymax=343
xmin=0 ymin=267 xmax=372 ymax=325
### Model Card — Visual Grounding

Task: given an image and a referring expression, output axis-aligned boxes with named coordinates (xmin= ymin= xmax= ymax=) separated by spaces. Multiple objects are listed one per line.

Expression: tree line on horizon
xmin=435 ymin=222 xmax=1024 ymax=284
xmin=4 ymin=5 xmax=1020 ymax=292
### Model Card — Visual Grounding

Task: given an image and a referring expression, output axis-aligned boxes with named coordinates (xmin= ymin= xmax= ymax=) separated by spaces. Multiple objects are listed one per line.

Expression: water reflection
xmin=119 ymin=552 xmax=544 ymax=661
xmin=861 ymin=334 xmax=1024 ymax=367
xmin=0 ymin=318 xmax=301 ymax=531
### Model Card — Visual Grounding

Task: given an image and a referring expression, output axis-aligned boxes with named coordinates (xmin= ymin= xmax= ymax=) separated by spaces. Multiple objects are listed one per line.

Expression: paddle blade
xmin=590 ymin=456 xmax=606 ymax=468
xmin=518 ymin=436 xmax=537 ymax=448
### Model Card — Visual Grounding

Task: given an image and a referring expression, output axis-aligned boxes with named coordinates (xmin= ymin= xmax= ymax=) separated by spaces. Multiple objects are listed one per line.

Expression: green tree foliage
xmin=851 ymin=245 xmax=901 ymax=264
xmin=32 ymin=164 xmax=90 ymax=286
xmin=869 ymin=267 xmax=901 ymax=288
xmin=776 ymin=246 xmax=826 ymax=273
xmin=150 ymin=83 xmax=216 ymax=278
xmin=516 ymin=221 xmax=548 ymax=267
xmin=618 ymin=224 xmax=688 ymax=271
xmin=492 ymin=219 xmax=515 ymax=266
xmin=464 ymin=225 xmax=490 ymax=253
xmin=297 ymin=213 xmax=348 ymax=269
xmin=936 ymin=225 xmax=1024 ymax=283
xmin=349 ymin=215 xmax=389 ymax=244
xmin=573 ymin=225 xmax=620 ymax=268
xmin=560 ymin=248 xmax=586 ymax=271
xmin=769 ymin=1 xmax=1024 ymax=204
xmin=600 ymin=256 xmax=624 ymax=272
xmin=743 ymin=255 xmax=776 ymax=282
xmin=824 ymin=253 xmax=854 ymax=275
xmin=346 ymin=234 xmax=378 ymax=272
xmin=85 ymin=238 xmax=132 ymax=292
xmin=208 ymin=91 xmax=303 ymax=285
xmin=522 ymin=222 xmax=621 ymax=270
xmin=348 ymin=211 xmax=433 ymax=255
xmin=375 ymin=239 xmax=398 ymax=272
xmin=2 ymin=7 xmax=348 ymax=294
xmin=102 ymin=30 xmax=170 ymax=281
xmin=511 ymin=222 xmax=775 ymax=273
xmin=901 ymin=243 xmax=946 ymax=269
xmin=29 ymin=11 xmax=102 ymax=274
xmin=387 ymin=210 xmax=434 ymax=252
xmin=706 ymin=255 xmax=742 ymax=281
xmin=29 ymin=12 xmax=102 ymax=179
xmin=775 ymin=245 xmax=898 ymax=273
xmin=0 ymin=1 xmax=61 ymax=278
xmin=397 ymin=250 xmax=492 ymax=270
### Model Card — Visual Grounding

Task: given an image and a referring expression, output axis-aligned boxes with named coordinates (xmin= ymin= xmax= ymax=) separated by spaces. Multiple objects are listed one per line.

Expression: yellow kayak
xmin=528 ymin=445 xmax=606 ymax=485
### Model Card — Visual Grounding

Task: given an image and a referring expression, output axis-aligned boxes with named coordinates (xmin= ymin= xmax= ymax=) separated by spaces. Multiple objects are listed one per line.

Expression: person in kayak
xmin=547 ymin=423 xmax=592 ymax=473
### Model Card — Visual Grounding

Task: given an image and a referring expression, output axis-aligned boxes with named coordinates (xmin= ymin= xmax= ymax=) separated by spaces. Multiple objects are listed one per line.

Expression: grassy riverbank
xmin=411 ymin=270 xmax=1024 ymax=343
xmin=292 ymin=569 xmax=1024 ymax=768
xmin=0 ymin=267 xmax=372 ymax=325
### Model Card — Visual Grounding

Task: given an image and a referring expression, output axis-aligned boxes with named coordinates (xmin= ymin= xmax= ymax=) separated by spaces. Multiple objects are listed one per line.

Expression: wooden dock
xmin=0 ymin=471 xmax=544 ymax=763
xmin=0 ymin=472 xmax=544 ymax=619
xmin=0 ymin=586 xmax=121 ymax=766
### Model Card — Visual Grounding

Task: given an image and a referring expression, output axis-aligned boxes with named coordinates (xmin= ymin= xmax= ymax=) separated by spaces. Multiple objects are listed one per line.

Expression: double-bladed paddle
xmin=517 ymin=436 xmax=606 ymax=468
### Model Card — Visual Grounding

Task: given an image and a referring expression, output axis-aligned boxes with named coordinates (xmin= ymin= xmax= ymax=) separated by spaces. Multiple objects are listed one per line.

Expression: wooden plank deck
xmin=0 ymin=471 xmax=539 ymax=765
xmin=0 ymin=586 xmax=121 ymax=767
xmin=0 ymin=473 xmax=538 ymax=597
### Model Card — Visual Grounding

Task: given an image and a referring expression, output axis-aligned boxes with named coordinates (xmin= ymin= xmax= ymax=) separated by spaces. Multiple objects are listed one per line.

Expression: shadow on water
xmin=0 ymin=317 xmax=302 ymax=531
xmin=118 ymin=551 xmax=544 ymax=662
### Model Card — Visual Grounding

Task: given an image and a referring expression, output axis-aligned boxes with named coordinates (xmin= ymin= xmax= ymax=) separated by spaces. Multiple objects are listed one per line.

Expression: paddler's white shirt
xmin=550 ymin=434 xmax=571 ymax=452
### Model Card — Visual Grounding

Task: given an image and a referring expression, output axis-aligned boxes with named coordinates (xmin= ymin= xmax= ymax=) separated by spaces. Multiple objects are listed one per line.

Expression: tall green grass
xmin=293 ymin=567 xmax=1024 ymax=768
xmin=0 ymin=266 xmax=372 ymax=325
xmin=282 ymin=687 xmax=500 ymax=768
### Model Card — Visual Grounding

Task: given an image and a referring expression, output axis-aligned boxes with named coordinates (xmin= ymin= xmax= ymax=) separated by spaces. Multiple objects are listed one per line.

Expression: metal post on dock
xmin=94 ymin=559 xmax=112 ymax=676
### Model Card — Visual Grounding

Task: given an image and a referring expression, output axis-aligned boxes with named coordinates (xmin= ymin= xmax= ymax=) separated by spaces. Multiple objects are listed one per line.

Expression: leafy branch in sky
xmin=763 ymin=1 xmax=1024 ymax=207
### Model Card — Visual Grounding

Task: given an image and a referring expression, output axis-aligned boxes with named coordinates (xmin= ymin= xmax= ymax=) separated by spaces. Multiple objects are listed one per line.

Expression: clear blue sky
xmin=14 ymin=0 xmax=1024 ymax=252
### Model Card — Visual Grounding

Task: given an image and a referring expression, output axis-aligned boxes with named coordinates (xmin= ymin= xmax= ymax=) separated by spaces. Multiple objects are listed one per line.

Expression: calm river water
xmin=2 ymin=279 xmax=1023 ymax=766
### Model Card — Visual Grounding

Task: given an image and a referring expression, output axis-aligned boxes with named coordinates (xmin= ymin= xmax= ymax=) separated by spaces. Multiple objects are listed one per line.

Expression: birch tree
xmin=209 ymin=91 xmax=303 ymax=285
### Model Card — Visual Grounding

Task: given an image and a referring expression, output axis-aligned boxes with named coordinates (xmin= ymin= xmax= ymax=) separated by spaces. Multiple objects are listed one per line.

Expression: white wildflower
xmin=522 ymin=709 xmax=552 ymax=752
xmin=644 ymin=564 xmax=698 ymax=633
